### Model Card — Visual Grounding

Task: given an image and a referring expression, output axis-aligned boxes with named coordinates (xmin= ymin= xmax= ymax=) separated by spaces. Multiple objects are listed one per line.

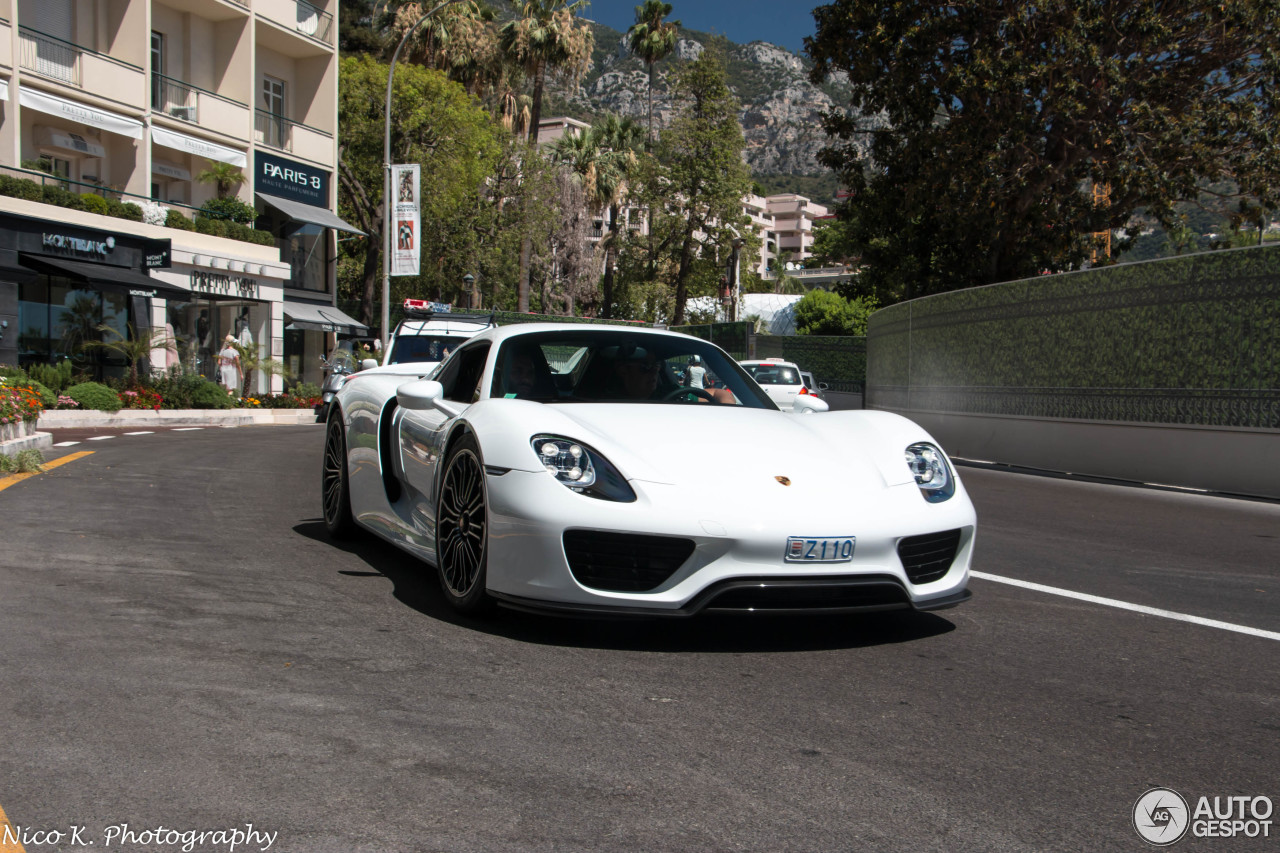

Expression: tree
xmin=336 ymin=54 xmax=504 ymax=327
xmin=807 ymin=0 xmax=1280 ymax=303
xmin=550 ymin=116 xmax=646 ymax=317
xmin=498 ymin=0 xmax=594 ymax=144
xmin=195 ymin=161 xmax=243 ymax=199
xmin=656 ymin=47 xmax=753 ymax=325
xmin=626 ymin=0 xmax=681 ymax=148
xmin=792 ymin=289 xmax=875 ymax=336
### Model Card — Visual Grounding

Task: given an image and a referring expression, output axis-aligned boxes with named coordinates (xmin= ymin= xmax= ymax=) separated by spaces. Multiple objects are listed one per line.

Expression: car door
xmin=398 ymin=341 xmax=491 ymax=535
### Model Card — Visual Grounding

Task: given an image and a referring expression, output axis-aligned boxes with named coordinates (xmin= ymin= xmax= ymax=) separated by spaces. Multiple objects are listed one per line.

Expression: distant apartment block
xmin=0 ymin=0 xmax=364 ymax=390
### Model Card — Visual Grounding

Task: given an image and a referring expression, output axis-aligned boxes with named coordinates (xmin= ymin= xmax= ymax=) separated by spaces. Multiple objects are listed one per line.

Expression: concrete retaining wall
xmin=898 ymin=408 xmax=1280 ymax=499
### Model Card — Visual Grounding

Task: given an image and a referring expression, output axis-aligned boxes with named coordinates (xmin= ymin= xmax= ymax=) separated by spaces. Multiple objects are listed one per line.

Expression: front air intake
xmin=563 ymin=530 xmax=695 ymax=592
xmin=898 ymin=529 xmax=962 ymax=585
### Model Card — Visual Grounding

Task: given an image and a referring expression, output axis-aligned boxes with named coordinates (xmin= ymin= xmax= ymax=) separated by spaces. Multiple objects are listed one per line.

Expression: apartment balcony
xmin=18 ymin=27 xmax=145 ymax=103
xmin=152 ymin=74 xmax=251 ymax=141
xmin=255 ymin=109 xmax=333 ymax=163
xmin=0 ymin=163 xmax=202 ymax=218
xmin=256 ymin=0 xmax=334 ymax=53
xmin=0 ymin=19 xmax=12 ymax=70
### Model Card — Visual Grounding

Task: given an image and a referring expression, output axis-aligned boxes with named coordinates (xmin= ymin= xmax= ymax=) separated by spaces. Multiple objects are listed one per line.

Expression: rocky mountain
xmin=543 ymin=22 xmax=865 ymax=198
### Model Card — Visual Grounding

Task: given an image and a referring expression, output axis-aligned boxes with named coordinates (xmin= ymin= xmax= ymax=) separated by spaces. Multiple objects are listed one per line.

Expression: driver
xmin=612 ymin=348 xmax=662 ymax=399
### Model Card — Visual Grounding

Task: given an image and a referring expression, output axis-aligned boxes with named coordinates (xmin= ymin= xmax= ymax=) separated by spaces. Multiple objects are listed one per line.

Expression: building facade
xmin=0 ymin=0 xmax=362 ymax=391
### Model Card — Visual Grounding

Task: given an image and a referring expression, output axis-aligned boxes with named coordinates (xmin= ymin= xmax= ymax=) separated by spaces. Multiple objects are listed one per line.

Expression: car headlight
xmin=531 ymin=435 xmax=636 ymax=502
xmin=904 ymin=442 xmax=955 ymax=503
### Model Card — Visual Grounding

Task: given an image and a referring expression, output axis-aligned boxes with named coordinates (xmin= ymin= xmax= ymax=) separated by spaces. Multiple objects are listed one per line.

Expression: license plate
xmin=785 ymin=536 xmax=855 ymax=563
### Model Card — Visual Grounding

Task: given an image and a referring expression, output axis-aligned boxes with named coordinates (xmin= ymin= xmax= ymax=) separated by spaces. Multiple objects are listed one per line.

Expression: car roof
xmin=463 ymin=322 xmax=695 ymax=347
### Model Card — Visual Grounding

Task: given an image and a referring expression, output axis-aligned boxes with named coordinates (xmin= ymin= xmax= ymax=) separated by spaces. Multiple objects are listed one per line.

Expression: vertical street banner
xmin=390 ymin=164 xmax=420 ymax=277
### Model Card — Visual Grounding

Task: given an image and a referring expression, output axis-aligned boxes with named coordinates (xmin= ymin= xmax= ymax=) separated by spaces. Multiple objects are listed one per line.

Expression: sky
xmin=580 ymin=0 xmax=817 ymax=56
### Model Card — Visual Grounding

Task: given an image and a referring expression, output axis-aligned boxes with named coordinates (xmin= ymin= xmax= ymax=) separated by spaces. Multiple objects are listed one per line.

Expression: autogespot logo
xmin=1134 ymin=787 xmax=1190 ymax=846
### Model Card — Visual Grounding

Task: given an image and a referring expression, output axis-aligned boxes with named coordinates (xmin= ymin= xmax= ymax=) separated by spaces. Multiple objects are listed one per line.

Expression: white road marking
xmin=53 ymin=441 xmax=81 ymax=447
xmin=124 ymin=431 xmax=155 ymax=436
xmin=171 ymin=428 xmax=203 ymax=431
xmin=87 ymin=435 xmax=115 ymax=441
xmin=971 ymin=571 xmax=1280 ymax=642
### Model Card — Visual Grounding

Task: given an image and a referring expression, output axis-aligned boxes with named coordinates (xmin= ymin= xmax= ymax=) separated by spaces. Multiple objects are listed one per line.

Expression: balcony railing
xmin=295 ymin=0 xmax=333 ymax=43
xmin=0 ymin=164 xmax=202 ymax=218
xmin=152 ymin=73 xmax=197 ymax=122
xmin=254 ymin=109 xmax=332 ymax=153
xmin=255 ymin=109 xmax=290 ymax=150
xmin=19 ymin=27 xmax=80 ymax=85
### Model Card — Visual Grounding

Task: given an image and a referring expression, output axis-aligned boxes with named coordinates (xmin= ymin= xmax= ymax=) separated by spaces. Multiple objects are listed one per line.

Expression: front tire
xmin=322 ymin=412 xmax=357 ymax=538
xmin=436 ymin=433 xmax=491 ymax=614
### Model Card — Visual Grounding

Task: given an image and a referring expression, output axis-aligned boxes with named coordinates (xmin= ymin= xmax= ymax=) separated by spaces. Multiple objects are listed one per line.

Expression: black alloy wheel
xmin=436 ymin=433 xmax=491 ymax=614
xmin=322 ymin=413 xmax=356 ymax=537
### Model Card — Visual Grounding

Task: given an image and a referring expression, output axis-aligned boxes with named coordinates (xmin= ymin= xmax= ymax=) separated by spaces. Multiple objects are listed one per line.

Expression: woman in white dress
xmin=217 ymin=334 xmax=242 ymax=393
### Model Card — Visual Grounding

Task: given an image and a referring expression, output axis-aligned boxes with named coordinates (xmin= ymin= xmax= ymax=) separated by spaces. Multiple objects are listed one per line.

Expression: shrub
xmin=0 ymin=175 xmax=44 ymax=201
xmin=292 ymin=381 xmax=323 ymax=400
xmin=41 ymin=185 xmax=86 ymax=210
xmin=28 ymin=360 xmax=74 ymax=393
xmin=0 ymin=449 xmax=46 ymax=474
xmin=28 ymin=380 xmax=56 ymax=408
xmin=109 ymin=201 xmax=144 ymax=221
xmin=66 ymin=381 xmax=123 ymax=412
xmin=198 ymin=197 xmax=258 ymax=224
xmin=0 ymin=365 xmax=29 ymax=381
xmin=165 ymin=209 xmax=196 ymax=231
xmin=187 ymin=379 xmax=234 ymax=409
xmin=194 ymin=217 xmax=229 ymax=238
xmin=80 ymin=194 xmax=111 ymax=215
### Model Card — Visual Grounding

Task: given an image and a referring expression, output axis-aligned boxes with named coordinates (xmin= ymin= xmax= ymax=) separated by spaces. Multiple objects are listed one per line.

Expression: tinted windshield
xmin=490 ymin=331 xmax=775 ymax=408
xmin=388 ymin=334 xmax=470 ymax=365
xmin=744 ymin=363 xmax=802 ymax=386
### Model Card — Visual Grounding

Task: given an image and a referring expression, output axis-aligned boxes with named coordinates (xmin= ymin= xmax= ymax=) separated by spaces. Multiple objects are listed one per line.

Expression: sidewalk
xmin=1 ymin=408 xmax=319 ymax=457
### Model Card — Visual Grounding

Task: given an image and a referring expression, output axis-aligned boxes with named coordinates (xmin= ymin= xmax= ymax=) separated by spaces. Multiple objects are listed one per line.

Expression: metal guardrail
xmin=152 ymin=73 xmax=248 ymax=123
xmin=255 ymin=109 xmax=332 ymax=152
xmin=761 ymin=266 xmax=855 ymax=280
xmin=295 ymin=0 xmax=334 ymax=43
xmin=18 ymin=26 xmax=142 ymax=87
xmin=0 ymin=164 xmax=202 ymax=218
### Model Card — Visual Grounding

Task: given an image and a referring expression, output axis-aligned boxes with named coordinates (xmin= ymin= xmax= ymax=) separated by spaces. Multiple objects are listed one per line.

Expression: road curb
xmin=36 ymin=409 xmax=320 ymax=430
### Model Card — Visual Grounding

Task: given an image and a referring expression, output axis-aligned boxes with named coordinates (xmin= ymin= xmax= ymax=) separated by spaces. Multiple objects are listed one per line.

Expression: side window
xmin=439 ymin=342 xmax=491 ymax=404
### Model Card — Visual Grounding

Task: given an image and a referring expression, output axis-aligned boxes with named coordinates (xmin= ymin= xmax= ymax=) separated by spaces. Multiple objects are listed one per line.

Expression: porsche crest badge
xmin=775 ymin=476 xmax=791 ymax=486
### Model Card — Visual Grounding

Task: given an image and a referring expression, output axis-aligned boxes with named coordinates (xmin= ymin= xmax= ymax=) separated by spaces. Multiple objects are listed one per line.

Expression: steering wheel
xmin=663 ymin=386 xmax=717 ymax=403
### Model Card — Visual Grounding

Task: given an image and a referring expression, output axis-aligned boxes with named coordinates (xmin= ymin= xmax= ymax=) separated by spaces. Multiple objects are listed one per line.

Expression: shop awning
xmin=0 ymin=79 xmax=9 ymax=102
xmin=152 ymin=126 xmax=247 ymax=168
xmin=284 ymin=301 xmax=368 ymax=335
xmin=19 ymin=88 xmax=144 ymax=139
xmin=19 ymin=254 xmax=190 ymax=300
xmin=257 ymin=192 xmax=365 ymax=235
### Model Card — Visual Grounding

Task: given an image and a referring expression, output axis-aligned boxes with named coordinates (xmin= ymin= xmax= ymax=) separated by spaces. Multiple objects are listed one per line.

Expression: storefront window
xmin=288 ymin=223 xmax=327 ymax=293
xmin=166 ymin=297 xmax=268 ymax=388
xmin=18 ymin=277 xmax=135 ymax=381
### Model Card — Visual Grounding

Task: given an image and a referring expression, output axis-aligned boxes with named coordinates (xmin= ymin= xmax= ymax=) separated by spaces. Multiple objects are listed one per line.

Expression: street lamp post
xmin=382 ymin=0 xmax=465 ymax=351
xmin=463 ymin=273 xmax=476 ymax=309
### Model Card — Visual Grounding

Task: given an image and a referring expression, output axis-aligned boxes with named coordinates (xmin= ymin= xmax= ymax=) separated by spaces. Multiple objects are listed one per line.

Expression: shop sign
xmin=256 ymin=151 xmax=328 ymax=208
xmin=144 ymin=239 xmax=172 ymax=270
xmin=190 ymin=270 xmax=259 ymax=299
xmin=42 ymin=232 xmax=115 ymax=257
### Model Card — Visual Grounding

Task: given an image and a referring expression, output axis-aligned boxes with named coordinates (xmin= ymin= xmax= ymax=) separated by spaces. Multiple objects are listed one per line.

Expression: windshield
xmin=744 ymin=363 xmax=802 ymax=386
xmin=388 ymin=334 xmax=471 ymax=365
xmin=489 ymin=331 xmax=775 ymax=408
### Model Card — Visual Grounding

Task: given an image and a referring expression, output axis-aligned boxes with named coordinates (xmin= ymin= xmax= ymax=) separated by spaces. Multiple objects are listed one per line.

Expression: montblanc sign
xmin=43 ymin=233 xmax=115 ymax=256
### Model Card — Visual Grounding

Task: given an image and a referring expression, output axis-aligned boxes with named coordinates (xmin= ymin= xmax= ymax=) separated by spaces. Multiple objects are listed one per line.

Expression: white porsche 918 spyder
xmin=321 ymin=323 xmax=975 ymax=617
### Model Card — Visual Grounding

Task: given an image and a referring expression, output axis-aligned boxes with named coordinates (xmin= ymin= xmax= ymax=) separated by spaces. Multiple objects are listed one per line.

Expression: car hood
xmin=471 ymin=403 xmax=920 ymax=495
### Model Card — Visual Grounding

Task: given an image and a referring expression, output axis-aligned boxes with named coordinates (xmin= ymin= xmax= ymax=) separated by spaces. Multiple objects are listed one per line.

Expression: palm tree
xmin=233 ymin=340 xmax=291 ymax=398
xmin=626 ymin=0 xmax=681 ymax=148
xmin=81 ymin=324 xmax=176 ymax=387
xmin=552 ymin=117 xmax=645 ymax=317
xmin=498 ymin=0 xmax=594 ymax=144
xmin=195 ymin=160 xmax=244 ymax=199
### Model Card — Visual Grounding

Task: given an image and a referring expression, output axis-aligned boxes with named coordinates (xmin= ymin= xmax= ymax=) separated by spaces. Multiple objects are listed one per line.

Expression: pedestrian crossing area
xmin=53 ymin=427 xmax=205 ymax=447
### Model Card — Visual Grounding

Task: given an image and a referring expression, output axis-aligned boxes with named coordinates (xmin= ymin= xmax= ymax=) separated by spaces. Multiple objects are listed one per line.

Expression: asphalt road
xmin=1 ymin=424 xmax=1277 ymax=852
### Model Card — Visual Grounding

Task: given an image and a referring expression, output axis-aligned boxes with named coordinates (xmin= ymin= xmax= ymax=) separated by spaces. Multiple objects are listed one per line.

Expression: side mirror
xmin=360 ymin=358 xmax=379 ymax=371
xmin=818 ymin=382 xmax=830 ymax=391
xmin=396 ymin=380 xmax=461 ymax=417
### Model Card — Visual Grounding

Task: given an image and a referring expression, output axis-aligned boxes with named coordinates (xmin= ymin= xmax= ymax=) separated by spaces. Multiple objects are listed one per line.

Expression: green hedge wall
xmin=866 ymin=245 xmax=1280 ymax=428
